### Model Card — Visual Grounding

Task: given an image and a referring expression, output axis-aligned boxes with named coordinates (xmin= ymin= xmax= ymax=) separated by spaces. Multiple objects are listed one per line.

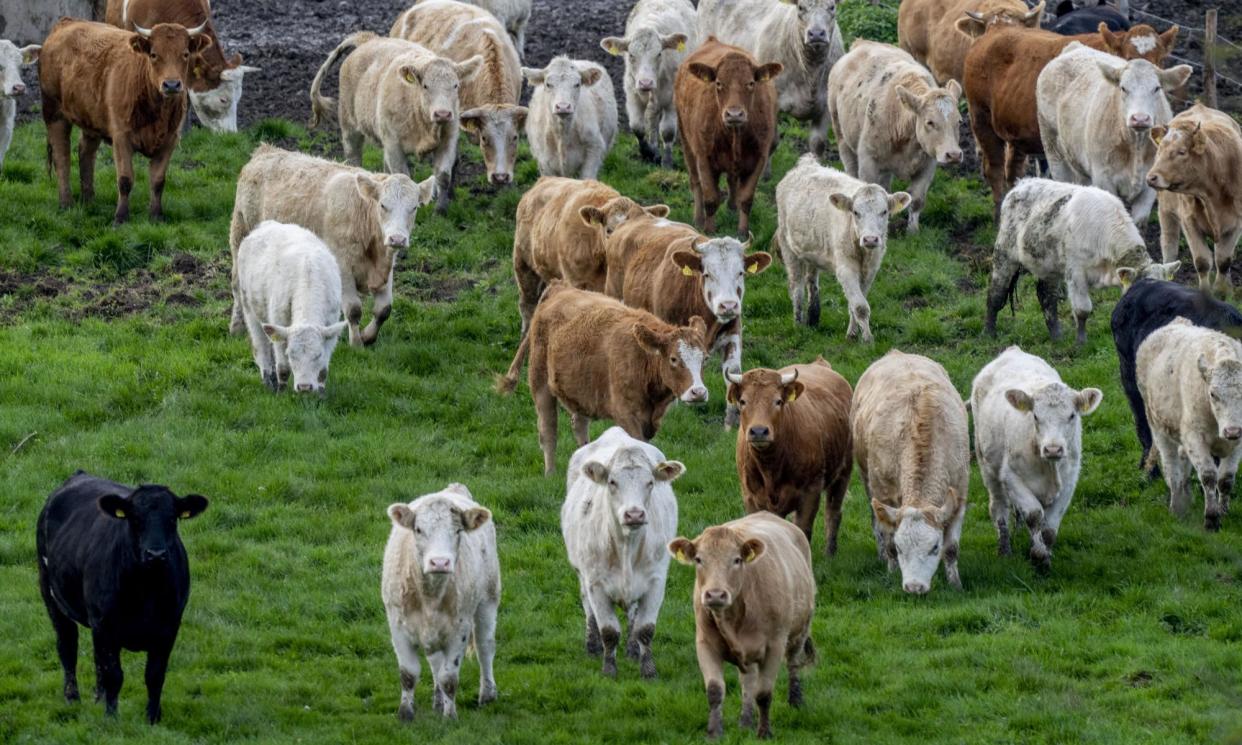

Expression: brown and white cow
xmin=898 ymin=0 xmax=1042 ymax=85
xmin=498 ymin=284 xmax=709 ymax=475
xmin=726 ymin=359 xmax=853 ymax=555
xmin=668 ymin=512 xmax=816 ymax=740
xmin=40 ymin=19 xmax=211 ymax=225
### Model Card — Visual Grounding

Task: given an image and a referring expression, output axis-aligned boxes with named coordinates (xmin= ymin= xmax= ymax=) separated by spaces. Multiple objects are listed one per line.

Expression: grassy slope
xmin=3 ymin=52 xmax=1242 ymax=745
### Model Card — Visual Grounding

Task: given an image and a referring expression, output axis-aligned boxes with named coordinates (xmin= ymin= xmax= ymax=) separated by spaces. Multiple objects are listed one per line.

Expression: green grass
xmin=2 ymin=86 xmax=1242 ymax=745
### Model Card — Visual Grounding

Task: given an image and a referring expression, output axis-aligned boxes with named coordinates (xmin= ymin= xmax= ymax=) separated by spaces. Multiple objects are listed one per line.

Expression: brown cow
xmin=725 ymin=359 xmax=853 ymax=555
xmin=106 ymin=0 xmax=240 ymax=93
xmin=899 ymin=0 xmax=1042 ymax=85
xmin=668 ymin=511 xmax=816 ymax=740
xmin=964 ymin=23 xmax=1177 ymax=216
xmin=498 ymin=284 xmax=709 ymax=475
xmin=40 ymin=19 xmax=210 ymax=225
xmin=674 ymin=37 xmax=781 ymax=238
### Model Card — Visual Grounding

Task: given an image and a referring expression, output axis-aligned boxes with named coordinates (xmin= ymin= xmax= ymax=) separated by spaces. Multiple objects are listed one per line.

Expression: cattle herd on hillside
xmin=6 ymin=0 xmax=1242 ymax=738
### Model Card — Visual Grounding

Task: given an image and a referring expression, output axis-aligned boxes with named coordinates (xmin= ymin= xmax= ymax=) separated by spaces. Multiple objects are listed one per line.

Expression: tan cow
xmin=668 ymin=512 xmax=816 ymax=740
xmin=898 ymin=0 xmax=1043 ymax=84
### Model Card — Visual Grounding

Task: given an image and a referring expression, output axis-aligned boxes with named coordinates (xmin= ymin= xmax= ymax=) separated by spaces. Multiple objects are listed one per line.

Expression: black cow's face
xmin=99 ymin=485 xmax=208 ymax=565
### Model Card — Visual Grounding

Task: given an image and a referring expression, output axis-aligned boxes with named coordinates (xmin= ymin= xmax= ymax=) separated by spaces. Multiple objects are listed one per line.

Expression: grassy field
xmin=3 ymin=47 xmax=1242 ymax=745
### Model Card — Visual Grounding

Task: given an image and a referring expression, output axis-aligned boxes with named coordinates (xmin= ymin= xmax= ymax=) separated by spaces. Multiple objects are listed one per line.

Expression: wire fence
xmin=1129 ymin=6 xmax=1242 ymax=94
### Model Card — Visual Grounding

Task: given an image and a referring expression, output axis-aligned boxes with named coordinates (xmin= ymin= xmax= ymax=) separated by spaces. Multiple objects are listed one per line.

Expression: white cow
xmin=0 ymin=40 xmax=39 ymax=172
xmin=236 ymin=221 xmax=347 ymax=394
xmin=562 ymin=427 xmax=683 ymax=679
xmin=523 ymin=57 xmax=618 ymax=180
xmin=774 ymin=154 xmax=910 ymax=341
xmin=601 ymin=0 xmax=697 ymax=168
xmin=971 ymin=346 xmax=1103 ymax=569
xmin=1036 ymin=42 xmax=1191 ymax=222
xmin=382 ymin=484 xmax=500 ymax=720
xmin=188 ymin=64 xmax=260 ymax=133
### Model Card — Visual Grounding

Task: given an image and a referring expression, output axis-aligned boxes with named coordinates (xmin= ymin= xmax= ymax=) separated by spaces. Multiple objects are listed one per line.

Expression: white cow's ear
xmin=458 ymin=507 xmax=492 ymax=531
xmin=1005 ymin=389 xmax=1034 ymax=412
xmin=522 ymin=67 xmax=547 ymax=86
xmin=417 ymin=176 xmax=437 ymax=206
xmin=20 ymin=44 xmax=40 ymax=65
xmin=262 ymin=324 xmax=289 ymax=342
xmin=1159 ymin=261 xmax=1180 ymax=279
xmin=579 ymin=66 xmax=603 ymax=87
xmin=653 ymin=460 xmax=685 ymax=482
xmin=321 ymin=321 xmax=348 ymax=340
xmin=456 ymin=54 xmax=484 ymax=82
xmin=828 ymin=193 xmax=853 ymax=212
xmin=600 ymin=37 xmax=628 ymax=56
xmin=1117 ymin=267 xmax=1137 ymax=290
xmin=888 ymin=192 xmax=912 ymax=214
xmin=935 ymin=487 xmax=965 ymax=526
xmin=444 ymin=483 xmax=472 ymax=497
xmin=1096 ymin=61 xmax=1124 ymax=86
xmin=896 ymin=85 xmax=922 ymax=112
xmin=388 ymin=503 xmax=416 ymax=529
xmin=582 ymin=461 xmax=609 ymax=484
xmin=1075 ymin=388 xmax=1103 ymax=415
xmin=355 ymin=174 xmax=381 ymax=202
xmin=661 ymin=33 xmax=688 ymax=52
xmin=740 ymin=538 xmax=765 ymax=563
xmin=1198 ymin=355 xmax=1211 ymax=381
xmin=1160 ymin=64 xmax=1193 ymax=92
xmin=871 ymin=498 xmax=902 ymax=528
xmin=945 ymin=79 xmax=963 ymax=102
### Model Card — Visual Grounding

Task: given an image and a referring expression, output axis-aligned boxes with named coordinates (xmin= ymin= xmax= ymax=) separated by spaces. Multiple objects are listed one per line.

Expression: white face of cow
xmin=524 ymin=57 xmax=601 ymax=122
xmin=1097 ymin=58 xmax=1176 ymax=132
xmin=358 ymin=174 xmax=435 ymax=250
xmin=582 ymin=448 xmax=684 ymax=535
xmin=601 ymin=29 xmax=686 ymax=97
xmin=829 ymin=185 xmax=911 ymax=250
xmin=781 ymin=0 xmax=837 ymax=49
xmin=671 ymin=238 xmax=773 ymax=322
xmin=388 ymin=490 xmax=491 ymax=577
xmin=263 ymin=322 xmax=348 ymax=394
xmin=0 ymin=40 xmax=39 ymax=98
xmin=898 ymin=82 xmax=964 ymax=166
xmin=890 ymin=509 xmax=942 ymax=594
xmin=677 ymin=339 xmax=708 ymax=404
xmin=1005 ymin=384 xmax=1102 ymax=461
xmin=404 ymin=56 xmax=479 ymax=125
xmin=188 ymin=65 xmax=258 ymax=132
xmin=1203 ymin=358 xmax=1242 ymax=441
xmin=460 ymin=105 xmax=528 ymax=186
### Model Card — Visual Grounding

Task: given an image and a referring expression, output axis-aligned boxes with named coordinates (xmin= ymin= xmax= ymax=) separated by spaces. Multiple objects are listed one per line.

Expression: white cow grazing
xmin=188 ymin=65 xmax=260 ymax=133
xmin=986 ymin=178 xmax=1179 ymax=344
xmin=600 ymin=0 xmax=697 ymax=168
xmin=382 ymin=484 xmax=500 ymax=720
xmin=971 ymin=346 xmax=1103 ymax=569
xmin=0 ymin=40 xmax=40 ymax=172
xmin=774 ymin=154 xmax=910 ymax=341
xmin=236 ymin=221 xmax=347 ymax=394
xmin=1138 ymin=318 xmax=1242 ymax=531
xmin=1036 ymin=42 xmax=1191 ymax=222
xmin=827 ymin=40 xmax=962 ymax=233
xmin=562 ymin=427 xmax=683 ymax=679
xmin=698 ymin=0 xmax=844 ymax=158
xmin=523 ymin=57 xmax=618 ymax=180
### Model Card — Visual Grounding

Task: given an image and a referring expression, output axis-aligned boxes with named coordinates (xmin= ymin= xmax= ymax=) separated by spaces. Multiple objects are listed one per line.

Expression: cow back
xmin=391 ymin=0 xmax=521 ymax=107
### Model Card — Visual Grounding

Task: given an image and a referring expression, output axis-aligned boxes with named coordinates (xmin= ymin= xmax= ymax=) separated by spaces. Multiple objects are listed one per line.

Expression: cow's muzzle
xmin=805 ymin=27 xmax=831 ymax=45
xmin=1041 ymin=444 xmax=1065 ymax=460
xmin=432 ymin=109 xmax=453 ymax=122
xmin=8 ymin=83 xmax=25 ymax=96
xmin=386 ymin=234 xmax=409 ymax=249
xmin=1224 ymin=426 xmax=1242 ymax=441
xmin=681 ymin=385 xmax=709 ymax=404
xmin=1147 ymin=173 xmax=1175 ymax=190
xmin=702 ymin=589 xmax=731 ymax=609
xmin=636 ymin=78 xmax=655 ymax=92
xmin=161 ymin=79 xmax=183 ymax=96
xmin=490 ymin=172 xmax=512 ymax=186
xmin=142 ymin=548 xmax=168 ymax=564
xmin=425 ymin=557 xmax=454 ymax=574
xmin=860 ymin=235 xmax=882 ymax=249
xmin=1128 ymin=114 xmax=1152 ymax=130
xmin=622 ymin=507 xmax=647 ymax=528
xmin=903 ymin=581 xmax=929 ymax=595
xmin=939 ymin=150 xmax=964 ymax=165
xmin=723 ymin=108 xmax=747 ymax=127
xmin=554 ymin=103 xmax=574 ymax=117
xmin=747 ymin=425 xmax=772 ymax=448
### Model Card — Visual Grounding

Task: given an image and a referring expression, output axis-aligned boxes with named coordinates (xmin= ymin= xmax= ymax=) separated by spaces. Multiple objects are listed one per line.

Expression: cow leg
xmin=535 ymin=387 xmax=559 ymax=476
xmin=1184 ymin=435 xmax=1223 ymax=531
xmin=1183 ymin=223 xmax=1216 ymax=295
xmin=906 ymin=160 xmax=936 ymax=234
xmin=382 ymin=140 xmax=411 ymax=177
xmin=753 ymin=648 xmax=784 ymax=739
xmin=242 ymin=306 xmax=277 ymax=390
xmin=571 ymin=412 xmax=590 ymax=447
xmin=624 ymin=602 xmax=640 ymax=661
xmin=1035 ymin=276 xmax=1062 ymax=342
xmin=792 ymin=488 xmax=819 ymax=549
xmin=630 ymin=94 xmax=656 ymax=163
xmin=836 ymin=264 xmax=872 ymax=343
xmin=943 ymin=491 xmax=966 ymax=589
xmin=474 ymin=599 xmax=499 ymax=705
xmin=1157 ymin=197 xmax=1182 ymax=264
xmin=427 ymin=647 xmax=461 ymax=719
xmin=786 ymin=633 xmax=812 ymax=708
xmin=781 ymin=237 xmax=806 ymax=325
xmin=698 ymin=642 xmax=726 ymax=740
xmin=271 ymin=340 xmax=291 ymax=392
xmin=697 ymin=165 xmax=721 ymax=235
xmin=111 ymin=136 xmax=136 ymax=226
xmin=1213 ymin=229 xmax=1242 ymax=300
xmin=1065 ymin=272 xmax=1092 ymax=346
xmin=985 ymin=257 xmax=1020 ymax=336
xmin=738 ymin=664 xmax=758 ymax=730
xmin=91 ymin=629 xmax=123 ymax=717
xmin=586 ymin=583 xmax=621 ymax=677
xmin=734 ymin=166 xmax=763 ymax=240
xmin=838 ymin=138 xmax=858 ymax=177
xmin=658 ymin=108 xmax=677 ymax=169
xmin=47 ymin=118 xmax=74 ymax=209
xmin=432 ymin=138 xmax=458 ymax=213
xmin=343 ymin=129 xmax=365 ymax=168
xmin=580 ymin=135 xmax=607 ymax=181
xmin=633 ymin=585 xmax=662 ymax=680
xmin=1040 ymin=486 xmax=1074 ymax=562
xmin=143 ymin=643 xmax=172 ymax=724
xmin=1003 ymin=145 xmax=1026 ymax=195
xmin=513 ymin=257 xmax=543 ymax=341
xmin=807 ymin=268 xmax=821 ymax=328
xmin=1001 ymin=464 xmax=1049 ymax=568
xmin=1215 ymin=447 xmax=1242 ymax=521
xmin=970 ymin=111 xmax=1008 ymax=222
xmin=388 ymin=617 xmax=421 ymax=721
xmin=716 ymin=332 xmax=742 ymax=429
xmin=683 ymin=143 xmax=706 ymax=230
xmin=362 ymin=253 xmax=397 ymax=346
xmin=78 ymin=133 xmax=101 ymax=204
xmin=1130 ymin=185 xmax=1157 ymax=225
xmin=39 ymin=573 xmax=79 ymax=702
xmin=982 ymin=467 xmax=1011 ymax=556
xmin=340 ymin=269 xmax=365 ymax=347
xmin=147 ymin=140 xmax=177 ymax=222
xmin=824 ymin=474 xmax=848 ymax=557
xmin=1151 ymin=430 xmax=1189 ymax=517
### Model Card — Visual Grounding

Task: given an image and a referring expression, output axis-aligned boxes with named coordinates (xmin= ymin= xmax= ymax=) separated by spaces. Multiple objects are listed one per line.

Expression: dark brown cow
xmin=726 ymin=359 xmax=853 ymax=555
xmin=105 ymin=0 xmax=239 ymax=93
xmin=674 ymin=37 xmax=781 ymax=237
xmin=963 ymin=23 xmax=1178 ymax=216
xmin=40 ymin=19 xmax=210 ymax=224
xmin=498 ymin=284 xmax=709 ymax=475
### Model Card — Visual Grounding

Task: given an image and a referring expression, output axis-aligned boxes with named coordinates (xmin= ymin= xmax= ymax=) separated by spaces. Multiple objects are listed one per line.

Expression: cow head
xmin=778 ymin=0 xmax=837 ymax=51
xmin=955 ymin=1 xmax=1045 ymax=39
xmin=262 ymin=321 xmax=348 ymax=394
xmin=388 ymin=486 xmax=491 ymax=577
xmin=669 ymin=525 xmax=765 ymax=611
xmin=580 ymin=198 xmax=669 ymax=239
xmin=829 ymin=185 xmax=911 ymax=250
xmin=632 ymin=316 xmax=709 ymax=405
xmin=601 ymin=29 xmax=687 ymax=96
xmin=404 ymin=54 xmax=481 ymax=126
xmin=872 ymin=491 xmax=964 ymax=594
xmin=687 ymin=52 xmax=782 ymax=129
xmin=671 ymin=235 xmax=771 ymax=322
xmin=130 ymin=21 xmax=213 ymax=98
xmin=1117 ymin=261 xmax=1180 ymax=290
xmin=726 ymin=367 xmax=803 ymax=451
xmin=1146 ymin=119 xmax=1207 ymax=193
xmin=460 ymin=103 xmax=528 ymax=186
xmin=1099 ymin=23 xmax=1178 ymax=65
xmin=524 ymin=57 xmax=603 ymax=122
xmin=0 ymin=40 xmax=39 ymax=98
xmin=355 ymin=173 xmax=437 ymax=257
xmin=98 ymin=484 xmax=208 ymax=565
xmin=1095 ymin=58 xmax=1190 ymax=132
xmin=189 ymin=64 xmax=260 ymax=133
xmin=582 ymin=446 xmax=684 ymax=533
xmin=1004 ymin=383 xmax=1102 ymax=461
xmin=1199 ymin=356 xmax=1242 ymax=441
xmin=897 ymin=81 xmax=964 ymax=165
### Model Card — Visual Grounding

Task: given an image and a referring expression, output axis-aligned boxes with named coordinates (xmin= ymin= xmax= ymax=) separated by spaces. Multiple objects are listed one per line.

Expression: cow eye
xmin=926 ymin=120 xmax=935 ymax=128
xmin=1177 ymin=149 xmax=1187 ymax=156
xmin=929 ymin=543 xmax=940 ymax=556
xmin=1067 ymin=412 xmax=1075 ymax=422
xmin=746 ymin=81 xmax=754 ymax=90
xmin=733 ymin=556 xmax=743 ymax=566
xmin=1152 ymin=86 xmax=1160 ymax=94
xmin=415 ymin=526 xmax=424 ymax=535
xmin=1032 ymin=414 xmax=1040 ymax=423
xmin=715 ymin=81 xmax=723 ymax=91
xmin=182 ymin=51 xmax=190 ymax=60
xmin=608 ymin=480 xmax=617 ymax=488
xmin=669 ymin=356 xmax=680 ymax=366
xmin=149 ymin=52 xmax=158 ymax=61
xmin=695 ymin=556 xmax=702 ymax=564
xmin=703 ymin=272 xmax=712 ymax=280
xmin=738 ymin=398 xmax=747 ymax=407
xmin=775 ymin=398 xmax=783 ymax=407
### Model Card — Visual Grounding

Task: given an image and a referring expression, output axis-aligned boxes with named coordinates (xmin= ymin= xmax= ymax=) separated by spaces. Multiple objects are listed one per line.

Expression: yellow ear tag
xmin=675 ymin=549 xmax=686 ymax=562
xmin=180 ymin=510 xmax=191 ymax=518
xmin=744 ymin=550 xmax=758 ymax=562
xmin=787 ymin=391 xmax=797 ymax=403
xmin=747 ymin=263 xmax=758 ymax=274
xmin=677 ymin=41 xmax=686 ymax=52
xmin=682 ymin=265 xmax=695 ymax=277
xmin=194 ymin=65 xmax=203 ymax=78
xmin=115 ymin=509 xmax=126 ymax=518
xmin=403 ymin=70 xmax=417 ymax=84
xmin=608 ymin=46 xmax=620 ymax=56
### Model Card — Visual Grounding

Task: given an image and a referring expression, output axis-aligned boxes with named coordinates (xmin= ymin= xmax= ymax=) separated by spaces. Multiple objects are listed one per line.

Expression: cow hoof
xmin=478 ymin=683 xmax=497 ymax=706
xmin=625 ymin=639 xmax=641 ymax=662
xmin=601 ymin=659 xmax=617 ymax=678
xmin=757 ymin=724 xmax=772 ymax=739
xmin=640 ymin=657 xmax=657 ymax=680
xmin=64 ymin=683 xmax=79 ymax=703
xmin=397 ymin=703 xmax=415 ymax=722
xmin=1205 ymin=514 xmax=1222 ymax=532
xmin=739 ymin=709 xmax=754 ymax=730
xmin=146 ymin=705 xmax=161 ymax=725
xmin=1029 ymin=552 xmax=1052 ymax=573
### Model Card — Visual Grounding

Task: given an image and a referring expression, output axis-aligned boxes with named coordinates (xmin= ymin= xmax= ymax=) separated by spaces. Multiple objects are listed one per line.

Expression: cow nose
xmin=807 ymin=27 xmax=829 ymax=43
xmin=1042 ymin=444 xmax=1065 ymax=459
xmin=723 ymin=107 xmax=746 ymax=124
xmin=903 ymin=581 xmax=929 ymax=595
xmin=1128 ymin=114 xmax=1152 ymax=129
xmin=490 ymin=172 xmax=512 ymax=185
xmin=861 ymin=235 xmax=881 ymax=248
xmin=716 ymin=300 xmax=739 ymax=317
xmin=623 ymin=507 xmax=647 ymax=526
xmin=684 ymin=385 xmax=708 ymax=403
xmin=637 ymin=78 xmax=655 ymax=91
xmin=11 ymin=83 xmax=25 ymax=95
xmin=1147 ymin=173 xmax=1163 ymax=188
xmin=703 ymin=589 xmax=730 ymax=607
xmin=386 ymin=234 xmax=409 ymax=248
xmin=945 ymin=150 xmax=963 ymax=164
xmin=428 ymin=557 xmax=452 ymax=573
xmin=143 ymin=548 xmax=168 ymax=562
xmin=433 ymin=109 xmax=453 ymax=122
xmin=748 ymin=425 xmax=771 ymax=440
xmin=162 ymin=79 xmax=183 ymax=95
xmin=295 ymin=383 xmax=314 ymax=393
xmin=554 ymin=102 xmax=574 ymax=116
xmin=1225 ymin=427 xmax=1242 ymax=441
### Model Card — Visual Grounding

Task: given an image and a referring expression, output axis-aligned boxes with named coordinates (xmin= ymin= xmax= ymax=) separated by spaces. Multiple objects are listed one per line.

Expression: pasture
xmin=3 ymin=18 xmax=1242 ymax=745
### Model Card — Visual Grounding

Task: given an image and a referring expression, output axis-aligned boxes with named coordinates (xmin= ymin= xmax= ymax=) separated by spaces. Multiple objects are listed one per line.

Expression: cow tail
xmin=45 ymin=139 xmax=52 ymax=177
xmin=495 ymin=334 xmax=530 ymax=395
xmin=1005 ymin=268 xmax=1022 ymax=318
xmin=797 ymin=635 xmax=818 ymax=668
xmin=309 ymin=32 xmax=375 ymax=129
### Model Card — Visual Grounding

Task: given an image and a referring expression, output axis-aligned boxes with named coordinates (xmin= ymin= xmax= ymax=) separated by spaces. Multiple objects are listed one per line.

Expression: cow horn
xmin=741 ymin=231 xmax=753 ymax=251
xmin=779 ymin=369 xmax=799 ymax=386
xmin=725 ymin=367 xmax=744 ymax=384
xmin=133 ymin=21 xmax=153 ymax=38
xmin=186 ymin=20 xmax=208 ymax=36
xmin=692 ymin=238 xmax=707 ymax=254
xmin=964 ymin=10 xmax=984 ymax=20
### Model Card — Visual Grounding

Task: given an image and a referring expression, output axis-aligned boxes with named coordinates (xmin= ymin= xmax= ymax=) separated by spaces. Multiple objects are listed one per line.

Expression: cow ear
xmin=955 ymin=16 xmax=987 ymax=39
xmin=740 ymin=538 xmax=765 ymax=563
xmin=645 ymin=204 xmax=670 ymax=218
xmin=1096 ymin=61 xmax=1123 ymax=86
xmin=1198 ymin=354 xmax=1211 ymax=381
xmin=1159 ymin=25 xmax=1180 ymax=50
xmin=401 ymin=64 xmax=422 ymax=86
xmin=227 ymin=52 xmax=244 ymax=69
xmin=262 ymin=323 xmax=289 ymax=342
xmin=632 ymin=323 xmax=665 ymax=355
xmin=582 ymin=461 xmax=609 ymax=484
xmin=191 ymin=34 xmax=214 ymax=55
xmin=417 ymin=175 xmax=437 ymax=206
xmin=1159 ymin=65 xmax=1193 ymax=92
xmin=888 ymin=191 xmax=912 ymax=214
xmin=745 ymin=252 xmax=773 ymax=275
xmin=1005 ymin=389 xmax=1034 ymax=412
xmin=354 ymin=174 xmax=381 ymax=202
xmin=872 ymin=498 xmax=901 ymax=528
xmin=668 ymin=537 xmax=696 ymax=564
xmin=580 ymin=205 xmax=606 ymax=227
xmin=459 ymin=108 xmax=483 ymax=133
xmin=671 ymin=250 xmax=703 ymax=277
xmin=755 ymin=62 xmax=783 ymax=83
xmin=935 ymin=488 xmax=965 ymax=526
xmin=322 ymin=321 xmax=348 ymax=340
xmin=1117 ymin=267 xmax=1137 ymax=290
xmin=654 ymin=460 xmax=685 ymax=482
xmin=784 ymin=380 xmax=805 ymax=403
xmin=456 ymin=54 xmax=483 ymax=82
xmin=600 ymin=37 xmax=628 ymax=56
xmin=512 ymin=106 xmax=529 ymax=129
xmin=1022 ymin=1 xmax=1044 ymax=26
xmin=1150 ymin=125 xmax=1168 ymax=146
xmin=459 ymin=507 xmax=492 ymax=532
xmin=98 ymin=494 xmax=130 ymax=520
xmin=388 ymin=503 xmax=416 ymax=529
xmin=727 ymin=382 xmax=743 ymax=405
xmin=828 ymin=193 xmax=853 ymax=212
xmin=688 ymin=315 xmax=707 ymax=337
xmin=522 ymin=67 xmax=547 ymax=86
xmin=688 ymin=62 xmax=716 ymax=83
xmin=896 ymin=85 xmax=922 ymax=112
xmin=1075 ymin=388 xmax=1103 ymax=415
xmin=1159 ymin=261 xmax=1181 ymax=279
xmin=130 ymin=34 xmax=152 ymax=56
xmin=580 ymin=67 xmax=603 ymax=87
xmin=662 ymin=33 xmax=688 ymax=52
xmin=1098 ymin=23 xmax=1121 ymax=50
xmin=20 ymin=44 xmax=40 ymax=65
xmin=175 ymin=494 xmax=209 ymax=519
xmin=945 ymin=79 xmax=962 ymax=101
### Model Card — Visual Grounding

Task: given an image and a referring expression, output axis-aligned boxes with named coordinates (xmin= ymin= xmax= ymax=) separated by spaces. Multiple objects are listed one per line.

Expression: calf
xmin=0 ymin=40 xmax=39 ymax=172
xmin=1148 ymin=104 xmax=1242 ymax=299
xmin=674 ymin=37 xmax=782 ymax=237
xmin=898 ymin=0 xmax=1042 ymax=85
xmin=1037 ymin=43 xmax=1190 ymax=222
xmin=523 ymin=57 xmax=618 ymax=180
xmin=852 ymin=350 xmax=969 ymax=594
xmin=562 ymin=427 xmax=683 ymax=679
xmin=775 ymin=155 xmax=911 ymax=341
xmin=310 ymin=32 xmax=480 ymax=212
xmin=668 ymin=512 xmax=816 ymax=740
xmin=498 ymin=284 xmax=709 ymax=475
xmin=601 ymin=0 xmax=696 ymax=167
xmin=1138 ymin=318 xmax=1242 ymax=530
xmin=230 ymin=145 xmax=436 ymax=348
xmin=986 ymin=178 xmax=1179 ymax=344
xmin=827 ymin=40 xmax=962 ymax=233
xmin=726 ymin=359 xmax=853 ymax=554
xmin=1111 ymin=279 xmax=1242 ymax=474
xmin=971 ymin=346 xmax=1103 ymax=569
xmin=236 ymin=221 xmax=348 ymax=394
xmin=37 ymin=471 xmax=208 ymax=723
xmin=382 ymin=484 xmax=499 ymax=720
xmin=39 ymin=19 xmax=211 ymax=224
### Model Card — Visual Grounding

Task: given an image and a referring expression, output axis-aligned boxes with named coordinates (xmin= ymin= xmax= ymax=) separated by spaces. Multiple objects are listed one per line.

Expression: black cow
xmin=1111 ymin=279 xmax=1242 ymax=475
xmin=1049 ymin=3 xmax=1130 ymax=34
xmin=37 ymin=471 xmax=208 ymax=723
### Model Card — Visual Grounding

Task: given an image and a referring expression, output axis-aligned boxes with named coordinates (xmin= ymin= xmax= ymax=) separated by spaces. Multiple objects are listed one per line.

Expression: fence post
xmin=1205 ymin=8 xmax=1218 ymax=108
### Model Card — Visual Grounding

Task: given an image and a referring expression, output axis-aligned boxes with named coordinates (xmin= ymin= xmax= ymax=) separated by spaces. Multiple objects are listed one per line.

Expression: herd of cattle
xmin=9 ymin=0 xmax=1242 ymax=739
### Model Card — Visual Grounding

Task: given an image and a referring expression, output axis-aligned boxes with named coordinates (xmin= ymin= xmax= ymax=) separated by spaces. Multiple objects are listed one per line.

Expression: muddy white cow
xmin=0 ymin=40 xmax=39 ymax=172
xmin=381 ymin=484 xmax=499 ymax=720
xmin=827 ymin=40 xmax=962 ymax=234
xmin=310 ymin=32 xmax=480 ymax=212
xmin=1148 ymin=104 xmax=1242 ymax=299
xmin=1037 ymin=42 xmax=1191 ymax=222
xmin=562 ymin=427 xmax=683 ymax=679
xmin=774 ymin=154 xmax=910 ymax=341
xmin=601 ymin=0 xmax=697 ymax=167
xmin=1138 ymin=318 xmax=1242 ymax=531
xmin=852 ymin=350 xmax=969 ymax=594
xmin=230 ymin=145 xmax=436 ymax=348
xmin=236 ymin=221 xmax=347 ymax=394
xmin=698 ymin=0 xmax=844 ymax=158
xmin=986 ymin=178 xmax=1180 ymax=344
xmin=971 ymin=346 xmax=1103 ymax=568
xmin=668 ymin=512 xmax=816 ymax=740
xmin=523 ymin=57 xmax=618 ymax=180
